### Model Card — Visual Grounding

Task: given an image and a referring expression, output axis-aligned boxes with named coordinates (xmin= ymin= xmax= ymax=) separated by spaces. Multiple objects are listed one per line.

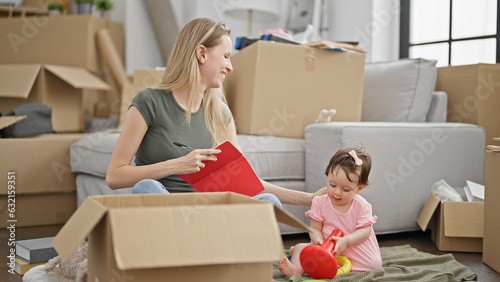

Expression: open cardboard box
xmin=53 ymin=192 xmax=312 ymax=281
xmin=417 ymin=193 xmax=484 ymax=252
xmin=0 ymin=15 xmax=124 ymax=117
xmin=483 ymin=140 xmax=500 ymax=272
xmin=0 ymin=64 xmax=110 ymax=132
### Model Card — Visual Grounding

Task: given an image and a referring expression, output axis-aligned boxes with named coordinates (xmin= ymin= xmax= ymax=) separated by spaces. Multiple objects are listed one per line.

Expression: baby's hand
xmin=330 ymin=236 xmax=348 ymax=255
xmin=310 ymin=230 xmax=324 ymax=245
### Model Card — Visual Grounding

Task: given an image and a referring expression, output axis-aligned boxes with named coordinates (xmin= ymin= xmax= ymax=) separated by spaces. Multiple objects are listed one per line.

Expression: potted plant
xmin=74 ymin=0 xmax=94 ymax=14
xmin=47 ymin=2 xmax=63 ymax=16
xmin=96 ymin=0 xmax=113 ymax=18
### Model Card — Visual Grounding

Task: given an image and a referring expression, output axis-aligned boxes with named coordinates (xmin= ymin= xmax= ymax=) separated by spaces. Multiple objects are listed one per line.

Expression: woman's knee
xmin=131 ymin=179 xmax=169 ymax=194
xmin=253 ymin=193 xmax=282 ymax=208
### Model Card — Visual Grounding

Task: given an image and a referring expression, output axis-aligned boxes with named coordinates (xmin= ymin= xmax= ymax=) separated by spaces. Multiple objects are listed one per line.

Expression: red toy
xmin=299 ymin=229 xmax=344 ymax=279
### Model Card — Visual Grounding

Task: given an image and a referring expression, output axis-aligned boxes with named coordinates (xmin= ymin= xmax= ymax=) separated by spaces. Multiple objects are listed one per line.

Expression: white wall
xmin=327 ymin=0 xmax=399 ymax=62
xmin=171 ymin=0 xmax=400 ymax=63
xmin=171 ymin=0 xmax=287 ymax=52
xmin=117 ymin=0 xmax=400 ymax=74
xmin=123 ymin=0 xmax=164 ymax=75
xmin=369 ymin=0 xmax=400 ymax=61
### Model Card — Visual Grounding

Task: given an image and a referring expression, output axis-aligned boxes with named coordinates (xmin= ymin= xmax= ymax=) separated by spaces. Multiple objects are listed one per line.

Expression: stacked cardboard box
xmin=0 ymin=15 xmax=123 ymax=227
xmin=0 ymin=133 xmax=86 ymax=227
xmin=0 ymin=15 xmax=124 ymax=122
xmin=436 ymin=64 xmax=500 ymax=143
xmin=223 ymin=41 xmax=365 ymax=139
xmin=484 ymin=139 xmax=500 ymax=272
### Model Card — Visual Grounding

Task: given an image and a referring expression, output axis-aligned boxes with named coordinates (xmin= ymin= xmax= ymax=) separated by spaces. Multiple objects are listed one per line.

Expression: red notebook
xmin=177 ymin=141 xmax=265 ymax=197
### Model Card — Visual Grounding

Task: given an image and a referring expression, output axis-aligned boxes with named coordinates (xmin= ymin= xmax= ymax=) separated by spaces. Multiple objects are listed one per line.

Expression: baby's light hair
xmin=325 ymin=148 xmax=372 ymax=187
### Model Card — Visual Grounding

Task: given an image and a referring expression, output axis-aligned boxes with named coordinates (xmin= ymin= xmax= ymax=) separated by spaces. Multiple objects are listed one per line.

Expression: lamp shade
xmin=222 ymin=0 xmax=281 ymax=22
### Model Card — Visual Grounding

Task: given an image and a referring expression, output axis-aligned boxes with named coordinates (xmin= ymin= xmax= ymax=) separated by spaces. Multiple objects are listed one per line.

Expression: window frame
xmin=399 ymin=0 xmax=500 ymax=65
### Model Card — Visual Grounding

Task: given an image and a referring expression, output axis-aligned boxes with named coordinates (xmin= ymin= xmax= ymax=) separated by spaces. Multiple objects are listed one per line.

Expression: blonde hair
xmin=158 ymin=18 xmax=231 ymax=146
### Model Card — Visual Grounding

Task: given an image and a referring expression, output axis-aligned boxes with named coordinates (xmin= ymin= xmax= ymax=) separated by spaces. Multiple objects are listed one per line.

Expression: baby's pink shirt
xmin=305 ymin=194 xmax=382 ymax=272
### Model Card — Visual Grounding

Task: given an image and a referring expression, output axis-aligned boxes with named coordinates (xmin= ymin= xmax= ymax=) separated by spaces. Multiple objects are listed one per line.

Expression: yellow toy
xmin=335 ymin=254 xmax=352 ymax=275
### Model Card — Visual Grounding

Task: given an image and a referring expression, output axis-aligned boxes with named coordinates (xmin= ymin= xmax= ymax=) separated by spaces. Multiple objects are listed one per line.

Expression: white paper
xmin=465 ymin=180 xmax=485 ymax=202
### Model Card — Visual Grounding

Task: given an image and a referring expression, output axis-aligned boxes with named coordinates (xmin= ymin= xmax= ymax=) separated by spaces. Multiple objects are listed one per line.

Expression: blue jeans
xmin=132 ymin=179 xmax=282 ymax=208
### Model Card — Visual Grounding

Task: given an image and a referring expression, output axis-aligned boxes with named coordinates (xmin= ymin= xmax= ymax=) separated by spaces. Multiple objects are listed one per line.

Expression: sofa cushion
xmin=362 ymin=58 xmax=437 ymax=122
xmin=70 ymin=132 xmax=119 ymax=177
xmin=70 ymin=132 xmax=306 ymax=181
xmin=237 ymin=135 xmax=305 ymax=181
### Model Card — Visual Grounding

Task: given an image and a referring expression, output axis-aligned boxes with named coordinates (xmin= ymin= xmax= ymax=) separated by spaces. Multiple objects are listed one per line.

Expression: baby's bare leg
xmin=278 ymin=243 xmax=310 ymax=276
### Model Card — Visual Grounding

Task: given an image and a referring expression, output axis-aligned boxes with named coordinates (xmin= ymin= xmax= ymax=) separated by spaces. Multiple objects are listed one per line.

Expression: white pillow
xmin=362 ymin=58 xmax=437 ymax=122
xmin=23 ymin=265 xmax=62 ymax=282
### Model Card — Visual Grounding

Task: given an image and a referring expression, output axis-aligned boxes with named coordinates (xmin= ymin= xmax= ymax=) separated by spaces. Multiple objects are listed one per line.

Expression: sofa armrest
xmin=305 ymin=122 xmax=485 ymax=234
xmin=426 ymin=91 xmax=448 ymax=122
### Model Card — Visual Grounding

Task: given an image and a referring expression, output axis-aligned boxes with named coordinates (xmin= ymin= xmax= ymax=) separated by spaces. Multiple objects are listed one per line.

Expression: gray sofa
xmin=70 ymin=132 xmax=308 ymax=234
xmin=70 ymin=58 xmax=485 ymax=235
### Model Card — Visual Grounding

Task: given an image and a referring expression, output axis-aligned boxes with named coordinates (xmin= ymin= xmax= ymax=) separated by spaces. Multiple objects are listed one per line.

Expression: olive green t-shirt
xmin=130 ymin=88 xmax=213 ymax=192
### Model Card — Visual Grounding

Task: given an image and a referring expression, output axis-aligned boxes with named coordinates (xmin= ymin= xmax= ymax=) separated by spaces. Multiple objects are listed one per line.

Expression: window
xmin=400 ymin=0 xmax=499 ymax=67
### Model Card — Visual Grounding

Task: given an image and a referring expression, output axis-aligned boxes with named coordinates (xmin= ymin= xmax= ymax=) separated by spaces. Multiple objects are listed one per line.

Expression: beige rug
xmin=273 ymin=245 xmax=477 ymax=282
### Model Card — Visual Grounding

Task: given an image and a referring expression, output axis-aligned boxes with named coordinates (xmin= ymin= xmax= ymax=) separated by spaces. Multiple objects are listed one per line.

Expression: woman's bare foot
xmin=278 ymin=256 xmax=304 ymax=276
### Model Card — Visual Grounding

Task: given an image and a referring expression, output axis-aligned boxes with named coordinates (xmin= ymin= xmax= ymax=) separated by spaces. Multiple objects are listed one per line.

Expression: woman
xmin=106 ymin=18 xmax=325 ymax=207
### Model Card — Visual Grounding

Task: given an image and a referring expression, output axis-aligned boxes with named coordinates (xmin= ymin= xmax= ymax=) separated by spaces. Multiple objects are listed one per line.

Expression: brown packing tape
xmin=486 ymin=145 xmax=500 ymax=152
xmin=96 ymin=28 xmax=130 ymax=97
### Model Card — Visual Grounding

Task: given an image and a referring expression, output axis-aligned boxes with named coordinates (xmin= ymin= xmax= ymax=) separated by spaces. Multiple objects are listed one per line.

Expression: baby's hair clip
xmin=349 ymin=150 xmax=363 ymax=166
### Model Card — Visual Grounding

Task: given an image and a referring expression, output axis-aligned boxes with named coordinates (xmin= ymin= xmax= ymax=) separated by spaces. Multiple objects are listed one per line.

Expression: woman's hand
xmin=175 ymin=149 xmax=221 ymax=175
xmin=306 ymin=187 xmax=327 ymax=206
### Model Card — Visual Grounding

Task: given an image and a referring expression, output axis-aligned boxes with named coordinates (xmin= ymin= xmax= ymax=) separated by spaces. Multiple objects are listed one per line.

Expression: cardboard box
xmin=0 ymin=132 xmax=86 ymax=194
xmin=223 ymin=41 xmax=365 ymax=138
xmin=0 ymin=132 xmax=85 ymax=227
xmin=0 ymin=193 xmax=76 ymax=228
xmin=0 ymin=15 xmax=124 ymax=73
xmin=53 ymin=193 xmax=311 ymax=281
xmin=483 ymin=146 xmax=500 ymax=272
xmin=119 ymin=68 xmax=164 ymax=126
xmin=437 ymin=64 xmax=500 ymax=143
xmin=417 ymin=193 xmax=484 ymax=252
xmin=0 ymin=115 xmax=26 ymax=133
xmin=0 ymin=15 xmax=124 ymax=117
xmin=0 ymin=64 xmax=110 ymax=132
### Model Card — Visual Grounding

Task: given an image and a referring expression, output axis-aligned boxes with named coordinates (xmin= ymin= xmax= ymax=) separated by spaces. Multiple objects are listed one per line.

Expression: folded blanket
xmin=273 ymin=245 xmax=477 ymax=282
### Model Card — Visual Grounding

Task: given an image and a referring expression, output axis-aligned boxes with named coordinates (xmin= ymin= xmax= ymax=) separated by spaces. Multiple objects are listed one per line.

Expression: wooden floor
xmin=282 ymin=231 xmax=500 ymax=281
xmin=1 ymin=225 xmax=499 ymax=281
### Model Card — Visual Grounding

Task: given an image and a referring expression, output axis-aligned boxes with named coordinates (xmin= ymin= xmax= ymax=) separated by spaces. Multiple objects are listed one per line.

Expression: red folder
xmin=177 ymin=141 xmax=265 ymax=197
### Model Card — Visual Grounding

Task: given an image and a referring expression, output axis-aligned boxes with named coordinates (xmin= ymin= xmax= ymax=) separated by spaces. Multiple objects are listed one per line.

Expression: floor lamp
xmin=222 ymin=0 xmax=281 ymax=37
